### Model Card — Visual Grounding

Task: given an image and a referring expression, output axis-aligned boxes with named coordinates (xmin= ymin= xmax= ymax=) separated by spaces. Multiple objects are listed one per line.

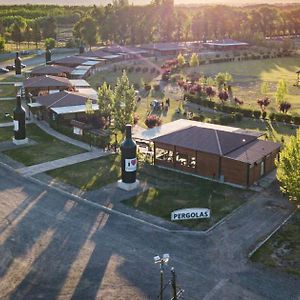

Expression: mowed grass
xmin=183 ymin=57 xmax=300 ymax=113
xmin=46 ymin=154 xmax=248 ymax=229
xmin=87 ymin=58 xmax=165 ymax=89
xmin=47 ymin=154 xmax=121 ymax=190
xmin=230 ymin=119 xmax=297 ymax=143
xmin=0 ymin=100 xmax=15 ymax=123
xmin=251 ymin=210 xmax=300 ymax=276
xmin=126 ymin=163 xmax=248 ymax=230
xmin=0 ymin=126 xmax=14 ymax=142
xmin=3 ymin=124 xmax=85 ymax=166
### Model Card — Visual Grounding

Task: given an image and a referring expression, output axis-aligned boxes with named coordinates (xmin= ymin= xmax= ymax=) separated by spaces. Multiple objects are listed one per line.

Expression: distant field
xmin=183 ymin=57 xmax=300 ymax=113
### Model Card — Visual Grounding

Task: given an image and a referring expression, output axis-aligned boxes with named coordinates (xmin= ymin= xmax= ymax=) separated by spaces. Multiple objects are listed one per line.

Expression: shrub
xmin=234 ymin=112 xmax=243 ymax=122
xmin=192 ymin=114 xmax=205 ymax=122
xmin=284 ymin=114 xmax=292 ymax=124
xmin=269 ymin=112 xmax=275 ymax=121
xmin=133 ymin=83 xmax=140 ymax=90
xmin=262 ymin=111 xmax=267 ymax=119
xmin=274 ymin=113 xmax=286 ymax=122
xmin=145 ymin=115 xmax=162 ymax=128
xmin=219 ymin=114 xmax=236 ymax=125
xmin=144 ymin=83 xmax=151 ymax=91
xmin=128 ymin=66 xmax=134 ymax=73
xmin=143 ymin=67 xmax=148 ymax=73
xmin=292 ymin=115 xmax=300 ymax=125
xmin=253 ymin=110 xmax=261 ymax=119
xmin=240 ymin=108 xmax=253 ymax=118
xmin=279 ymin=101 xmax=291 ymax=114
xmin=135 ymin=67 xmax=141 ymax=72
xmin=153 ymin=84 xmax=160 ymax=91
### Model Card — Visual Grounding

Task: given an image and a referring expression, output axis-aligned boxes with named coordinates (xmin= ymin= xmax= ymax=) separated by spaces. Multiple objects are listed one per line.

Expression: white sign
xmin=73 ymin=127 xmax=83 ymax=136
xmin=14 ymin=120 xmax=19 ymax=132
xmin=171 ymin=208 xmax=210 ymax=221
xmin=125 ymin=158 xmax=137 ymax=172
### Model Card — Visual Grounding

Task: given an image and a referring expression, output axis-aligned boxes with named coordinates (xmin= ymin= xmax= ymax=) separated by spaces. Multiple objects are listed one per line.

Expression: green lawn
xmin=47 ymin=154 xmax=248 ymax=230
xmin=87 ymin=58 xmax=165 ymax=89
xmin=47 ymin=154 xmax=121 ymax=190
xmin=3 ymin=124 xmax=85 ymax=166
xmin=0 ymin=100 xmax=15 ymax=123
xmin=0 ymin=75 xmax=25 ymax=82
xmin=182 ymin=57 xmax=300 ymax=114
xmin=0 ymin=85 xmax=16 ymax=98
xmin=126 ymin=163 xmax=248 ymax=230
xmin=0 ymin=126 xmax=14 ymax=142
xmin=230 ymin=118 xmax=297 ymax=143
xmin=251 ymin=210 xmax=300 ymax=276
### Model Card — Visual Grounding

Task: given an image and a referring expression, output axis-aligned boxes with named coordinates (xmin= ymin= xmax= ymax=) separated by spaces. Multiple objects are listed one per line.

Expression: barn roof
xmin=30 ymin=64 xmax=73 ymax=76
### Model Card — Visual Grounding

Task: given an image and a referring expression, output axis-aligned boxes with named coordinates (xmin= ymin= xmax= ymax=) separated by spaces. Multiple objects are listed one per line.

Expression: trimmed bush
xmin=293 ymin=115 xmax=300 ymax=125
xmin=274 ymin=113 xmax=286 ymax=122
xmin=153 ymin=84 xmax=160 ymax=91
xmin=144 ymin=83 xmax=151 ymax=91
xmin=268 ymin=112 xmax=275 ymax=121
xmin=192 ymin=114 xmax=205 ymax=122
xmin=262 ymin=111 xmax=267 ymax=119
xmin=145 ymin=115 xmax=162 ymax=128
xmin=253 ymin=110 xmax=261 ymax=119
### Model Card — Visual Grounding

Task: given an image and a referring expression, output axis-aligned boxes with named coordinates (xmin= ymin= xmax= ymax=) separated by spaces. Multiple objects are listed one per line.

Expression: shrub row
xmin=186 ymin=93 xmax=300 ymax=125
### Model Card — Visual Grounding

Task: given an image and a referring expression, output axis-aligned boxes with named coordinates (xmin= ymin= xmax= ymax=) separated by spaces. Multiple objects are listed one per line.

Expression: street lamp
xmin=154 ymin=253 xmax=169 ymax=300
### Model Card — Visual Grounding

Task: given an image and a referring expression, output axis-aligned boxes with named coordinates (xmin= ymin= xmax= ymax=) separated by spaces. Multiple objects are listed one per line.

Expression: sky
xmin=1 ymin=0 xmax=299 ymax=5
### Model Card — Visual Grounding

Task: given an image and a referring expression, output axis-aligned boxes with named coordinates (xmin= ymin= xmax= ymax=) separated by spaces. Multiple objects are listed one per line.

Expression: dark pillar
xmin=15 ymin=52 xmax=22 ymax=76
xmin=120 ymin=125 xmax=137 ymax=184
xmin=13 ymin=96 xmax=27 ymax=144
xmin=45 ymin=48 xmax=52 ymax=64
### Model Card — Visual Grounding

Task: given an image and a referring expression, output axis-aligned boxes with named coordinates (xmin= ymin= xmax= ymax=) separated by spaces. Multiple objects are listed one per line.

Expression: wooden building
xmin=148 ymin=122 xmax=280 ymax=187
xmin=29 ymin=90 xmax=98 ymax=121
xmin=23 ymin=75 xmax=74 ymax=98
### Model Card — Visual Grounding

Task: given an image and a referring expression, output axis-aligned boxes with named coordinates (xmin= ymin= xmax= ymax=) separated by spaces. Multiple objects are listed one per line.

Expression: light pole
xmin=154 ymin=253 xmax=169 ymax=300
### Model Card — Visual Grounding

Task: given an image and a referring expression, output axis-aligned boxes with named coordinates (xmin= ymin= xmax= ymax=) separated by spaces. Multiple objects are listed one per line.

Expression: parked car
xmin=0 ymin=67 xmax=9 ymax=74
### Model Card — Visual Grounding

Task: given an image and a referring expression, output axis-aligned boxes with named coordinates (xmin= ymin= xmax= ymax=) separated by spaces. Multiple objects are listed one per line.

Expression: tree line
xmin=1 ymin=2 xmax=300 ymax=51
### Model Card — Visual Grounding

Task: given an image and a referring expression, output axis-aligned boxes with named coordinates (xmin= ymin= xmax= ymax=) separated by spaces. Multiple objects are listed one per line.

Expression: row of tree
xmin=73 ymin=1 xmax=300 ymax=48
xmin=2 ymin=2 xmax=300 ymax=50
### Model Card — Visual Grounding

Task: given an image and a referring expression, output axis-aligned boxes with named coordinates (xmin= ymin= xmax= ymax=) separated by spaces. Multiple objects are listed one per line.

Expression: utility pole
xmin=171 ymin=267 xmax=177 ymax=300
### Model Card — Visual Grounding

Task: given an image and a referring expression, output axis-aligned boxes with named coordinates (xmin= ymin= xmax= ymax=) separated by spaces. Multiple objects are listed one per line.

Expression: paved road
xmin=0 ymin=166 xmax=299 ymax=300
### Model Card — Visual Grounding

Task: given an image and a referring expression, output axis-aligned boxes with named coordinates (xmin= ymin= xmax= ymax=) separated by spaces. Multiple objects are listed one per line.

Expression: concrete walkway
xmin=17 ymin=150 xmax=109 ymax=177
xmin=34 ymin=120 xmax=97 ymax=151
xmin=0 ymin=120 xmax=33 ymax=128
xmin=0 ymin=97 xmax=15 ymax=101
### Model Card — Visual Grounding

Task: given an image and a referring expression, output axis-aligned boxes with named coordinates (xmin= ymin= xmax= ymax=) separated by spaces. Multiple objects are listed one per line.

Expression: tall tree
xmin=75 ymin=17 xmax=98 ymax=50
xmin=189 ymin=53 xmax=199 ymax=68
xmin=44 ymin=38 xmax=56 ymax=50
xmin=275 ymin=79 xmax=288 ymax=104
xmin=98 ymin=82 xmax=114 ymax=125
xmin=276 ymin=129 xmax=300 ymax=203
xmin=24 ymin=24 xmax=32 ymax=48
xmin=0 ymin=36 xmax=5 ymax=53
xmin=41 ymin=16 xmax=57 ymax=39
xmin=113 ymin=71 xmax=136 ymax=132
xmin=10 ymin=23 xmax=23 ymax=49
xmin=31 ymin=21 xmax=42 ymax=49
